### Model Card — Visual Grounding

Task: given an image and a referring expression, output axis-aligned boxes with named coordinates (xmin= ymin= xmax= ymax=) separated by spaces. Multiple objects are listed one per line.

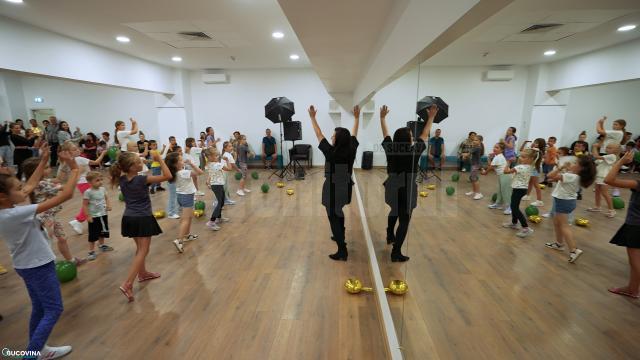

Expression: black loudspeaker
xmin=361 ymin=151 xmax=373 ymax=170
xmin=407 ymin=121 xmax=426 ymax=141
xmin=283 ymin=121 xmax=302 ymax=141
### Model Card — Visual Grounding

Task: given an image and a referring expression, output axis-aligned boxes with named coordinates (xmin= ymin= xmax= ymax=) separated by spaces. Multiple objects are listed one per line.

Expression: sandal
xmin=138 ymin=272 xmax=161 ymax=282
xmin=119 ymin=285 xmax=134 ymax=302
xmin=184 ymin=234 xmax=199 ymax=242
xmin=586 ymin=207 xmax=602 ymax=212
xmin=608 ymin=287 xmax=639 ymax=299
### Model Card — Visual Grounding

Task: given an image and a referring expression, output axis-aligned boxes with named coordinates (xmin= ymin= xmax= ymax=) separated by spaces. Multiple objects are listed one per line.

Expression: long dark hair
xmin=333 ymin=127 xmax=352 ymax=159
xmin=58 ymin=121 xmax=71 ymax=135
xmin=388 ymin=127 xmax=413 ymax=155
xmin=577 ymin=155 xmax=596 ymax=188
xmin=165 ymin=152 xmax=181 ymax=183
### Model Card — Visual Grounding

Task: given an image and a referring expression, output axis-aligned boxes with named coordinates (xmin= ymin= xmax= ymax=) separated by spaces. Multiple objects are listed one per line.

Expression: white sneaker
xmin=568 ymin=249 xmax=583 ymax=263
xmin=530 ymin=200 xmax=544 ymax=207
xmin=173 ymin=239 xmax=184 ymax=253
xmin=38 ymin=345 xmax=72 ymax=360
xmin=225 ymin=199 xmax=236 ymax=205
xmin=516 ymin=227 xmax=534 ymax=238
xmin=502 ymin=223 xmax=519 ymax=229
xmin=542 ymin=212 xmax=551 ymax=218
xmin=612 ymin=189 xmax=621 ymax=197
xmin=243 ymin=188 xmax=251 ymax=193
xmin=206 ymin=221 xmax=221 ymax=231
xmin=503 ymin=208 xmax=512 ymax=215
xmin=236 ymin=189 xmax=245 ymax=196
xmin=488 ymin=203 xmax=502 ymax=209
xmin=473 ymin=193 xmax=484 ymax=200
xmin=195 ymin=191 xmax=205 ymax=196
xmin=522 ymin=195 xmax=531 ymax=201
xmin=168 ymin=214 xmax=181 ymax=219
xmin=465 ymin=191 xmax=474 ymax=196
xmin=461 ymin=168 xmax=467 ymax=172
xmin=68 ymin=220 xmax=83 ymax=235
xmin=219 ymin=217 xmax=230 ymax=222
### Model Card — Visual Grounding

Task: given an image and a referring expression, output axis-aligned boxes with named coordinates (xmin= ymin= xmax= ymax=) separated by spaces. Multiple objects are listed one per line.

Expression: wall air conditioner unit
xmin=484 ymin=70 xmax=514 ymax=81
xmin=202 ymin=72 xmax=229 ymax=84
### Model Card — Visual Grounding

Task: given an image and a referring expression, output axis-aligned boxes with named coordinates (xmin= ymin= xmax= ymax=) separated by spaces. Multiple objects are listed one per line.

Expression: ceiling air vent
xmin=520 ymin=24 xmax=563 ymax=33
xmin=177 ymin=31 xmax=213 ymax=41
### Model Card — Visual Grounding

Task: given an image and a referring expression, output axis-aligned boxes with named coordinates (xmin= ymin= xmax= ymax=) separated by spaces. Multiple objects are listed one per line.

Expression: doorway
xmin=31 ymin=108 xmax=56 ymax=123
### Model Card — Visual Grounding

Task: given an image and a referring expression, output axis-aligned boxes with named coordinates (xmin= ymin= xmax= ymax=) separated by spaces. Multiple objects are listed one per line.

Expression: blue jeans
xmin=166 ymin=182 xmax=179 ymax=216
xmin=150 ymin=167 xmax=161 ymax=190
xmin=15 ymin=261 xmax=64 ymax=352
xmin=0 ymin=145 xmax=13 ymax=167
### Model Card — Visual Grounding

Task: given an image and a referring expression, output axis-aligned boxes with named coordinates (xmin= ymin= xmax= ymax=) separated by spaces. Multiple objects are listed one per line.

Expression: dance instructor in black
xmin=381 ymin=104 xmax=438 ymax=262
xmin=308 ymin=105 xmax=360 ymax=261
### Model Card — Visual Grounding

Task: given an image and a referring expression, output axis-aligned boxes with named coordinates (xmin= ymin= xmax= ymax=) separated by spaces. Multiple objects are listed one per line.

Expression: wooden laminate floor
xmin=356 ymin=169 xmax=640 ymax=360
xmin=0 ymin=169 xmax=386 ymax=360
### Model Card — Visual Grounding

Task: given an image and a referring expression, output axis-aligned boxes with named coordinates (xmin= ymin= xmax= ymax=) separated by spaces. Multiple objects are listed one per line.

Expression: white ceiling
xmin=424 ymin=0 xmax=640 ymax=66
xmin=0 ymin=0 xmax=309 ymax=69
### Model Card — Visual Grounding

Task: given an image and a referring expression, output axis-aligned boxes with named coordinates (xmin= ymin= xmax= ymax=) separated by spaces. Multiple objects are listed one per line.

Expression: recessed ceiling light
xmin=116 ymin=36 xmax=130 ymax=43
xmin=5 ymin=0 xmax=24 ymax=3
xmin=272 ymin=31 xmax=284 ymax=39
xmin=617 ymin=24 xmax=637 ymax=32
xmin=171 ymin=56 xmax=182 ymax=62
xmin=289 ymin=54 xmax=300 ymax=60
xmin=544 ymin=50 xmax=556 ymax=56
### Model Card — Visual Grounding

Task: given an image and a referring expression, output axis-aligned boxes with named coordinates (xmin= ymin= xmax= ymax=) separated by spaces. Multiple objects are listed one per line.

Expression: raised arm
xmin=418 ymin=105 xmax=438 ymax=142
xmin=22 ymin=143 xmax=50 ymax=195
xmin=380 ymin=105 xmax=390 ymax=138
xmin=596 ymin=116 xmax=607 ymax=136
xmin=186 ymin=159 xmax=204 ymax=175
xmin=88 ymin=149 xmax=108 ymax=166
xmin=308 ymin=105 xmax=325 ymax=142
xmin=129 ymin=118 xmax=139 ymax=135
xmin=351 ymin=105 xmax=360 ymax=138
xmin=36 ymin=154 xmax=79 ymax=214
xmin=604 ymin=151 xmax=637 ymax=188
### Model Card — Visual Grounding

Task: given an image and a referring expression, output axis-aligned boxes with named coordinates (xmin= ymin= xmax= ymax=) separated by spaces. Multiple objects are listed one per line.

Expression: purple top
xmin=119 ymin=175 xmax=152 ymax=217
xmin=504 ymin=135 xmax=517 ymax=159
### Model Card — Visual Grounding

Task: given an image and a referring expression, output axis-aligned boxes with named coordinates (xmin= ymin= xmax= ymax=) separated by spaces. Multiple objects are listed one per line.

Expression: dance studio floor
xmin=0 ymin=169 xmax=385 ymax=359
xmin=356 ymin=169 xmax=640 ymax=359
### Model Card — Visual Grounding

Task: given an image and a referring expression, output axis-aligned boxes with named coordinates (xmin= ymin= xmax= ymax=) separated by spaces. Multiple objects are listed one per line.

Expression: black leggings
xmin=210 ymin=185 xmax=225 ymax=221
xmin=387 ymin=189 xmax=412 ymax=250
xmin=510 ymin=188 xmax=528 ymax=228
xmin=326 ymin=207 xmax=346 ymax=246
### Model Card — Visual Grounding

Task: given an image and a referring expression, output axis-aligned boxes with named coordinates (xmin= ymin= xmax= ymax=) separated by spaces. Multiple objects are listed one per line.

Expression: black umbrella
xmin=416 ymin=96 xmax=448 ymax=123
xmin=265 ymin=97 xmax=295 ymax=123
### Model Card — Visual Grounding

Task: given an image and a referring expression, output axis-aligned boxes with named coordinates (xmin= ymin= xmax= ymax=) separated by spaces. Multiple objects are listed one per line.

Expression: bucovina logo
xmin=2 ymin=348 xmax=41 ymax=359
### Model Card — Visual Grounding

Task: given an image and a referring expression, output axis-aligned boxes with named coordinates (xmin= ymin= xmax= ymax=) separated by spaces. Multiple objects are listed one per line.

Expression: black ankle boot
xmin=391 ymin=248 xmax=409 ymax=262
xmin=329 ymin=245 xmax=348 ymax=261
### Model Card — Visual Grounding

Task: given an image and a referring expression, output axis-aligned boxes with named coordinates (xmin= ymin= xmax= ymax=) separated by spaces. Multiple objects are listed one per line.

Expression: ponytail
xmin=577 ymin=155 xmax=596 ymax=188
xmin=109 ymin=161 xmax=123 ymax=188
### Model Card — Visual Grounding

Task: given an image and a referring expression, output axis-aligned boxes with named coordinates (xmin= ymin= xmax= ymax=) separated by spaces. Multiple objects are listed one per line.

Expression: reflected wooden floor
xmin=0 ymin=169 xmax=386 ymax=359
xmin=356 ymin=169 xmax=640 ymax=360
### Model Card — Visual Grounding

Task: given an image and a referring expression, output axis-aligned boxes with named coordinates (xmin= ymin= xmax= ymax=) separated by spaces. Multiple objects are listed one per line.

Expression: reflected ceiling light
xmin=617 ymin=24 xmax=637 ymax=32
xmin=289 ymin=54 xmax=300 ymax=60
xmin=272 ymin=31 xmax=284 ymax=39
xmin=171 ymin=56 xmax=183 ymax=62
xmin=116 ymin=36 xmax=130 ymax=43
xmin=5 ymin=0 xmax=24 ymax=3
xmin=544 ymin=50 xmax=556 ymax=56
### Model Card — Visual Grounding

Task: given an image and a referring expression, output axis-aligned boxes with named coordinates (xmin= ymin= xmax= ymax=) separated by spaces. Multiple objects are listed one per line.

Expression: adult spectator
xmin=428 ymin=128 xmax=445 ymax=170
xmin=262 ymin=128 xmax=278 ymax=169
xmin=45 ymin=116 xmax=60 ymax=167
xmin=0 ymin=121 xmax=13 ymax=167
xmin=10 ymin=122 xmax=35 ymax=179
xmin=14 ymin=119 xmax=26 ymax=136
xmin=458 ymin=131 xmax=476 ymax=172
xmin=57 ymin=121 xmax=82 ymax=144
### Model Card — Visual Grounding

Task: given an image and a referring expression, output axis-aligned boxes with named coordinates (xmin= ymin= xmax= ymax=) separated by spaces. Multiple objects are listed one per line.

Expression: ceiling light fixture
xmin=5 ymin=0 xmax=24 ymax=3
xmin=272 ymin=31 xmax=284 ymax=39
xmin=289 ymin=54 xmax=300 ymax=60
xmin=171 ymin=56 xmax=183 ymax=62
xmin=617 ymin=24 xmax=637 ymax=32
xmin=116 ymin=36 xmax=130 ymax=43
xmin=544 ymin=50 xmax=556 ymax=56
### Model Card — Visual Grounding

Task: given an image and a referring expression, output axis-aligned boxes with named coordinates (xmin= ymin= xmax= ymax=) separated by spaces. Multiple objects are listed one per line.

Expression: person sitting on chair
xmin=262 ymin=128 xmax=278 ymax=169
xmin=428 ymin=129 xmax=445 ymax=170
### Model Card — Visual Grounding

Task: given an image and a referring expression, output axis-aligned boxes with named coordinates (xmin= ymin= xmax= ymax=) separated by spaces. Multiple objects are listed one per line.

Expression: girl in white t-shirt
xmin=205 ymin=149 xmax=231 ymax=231
xmin=165 ymin=152 xmax=203 ymax=253
xmin=482 ymin=142 xmax=511 ymax=215
xmin=222 ymin=141 xmax=241 ymax=205
xmin=115 ymin=118 xmax=139 ymax=153
xmin=589 ymin=143 xmax=620 ymax=217
xmin=502 ymin=148 xmax=536 ymax=238
xmin=544 ymin=156 xmax=596 ymax=263
xmin=596 ymin=116 xmax=626 ymax=197
xmin=184 ymin=137 xmax=204 ymax=196
xmin=58 ymin=141 xmax=108 ymax=235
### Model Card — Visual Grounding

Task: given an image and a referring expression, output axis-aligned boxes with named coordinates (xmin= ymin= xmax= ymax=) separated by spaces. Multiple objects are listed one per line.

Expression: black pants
xmin=387 ymin=190 xmax=412 ymax=252
xmin=326 ymin=207 xmax=346 ymax=247
xmin=510 ymin=188 xmax=528 ymax=227
xmin=48 ymin=142 xmax=58 ymax=167
xmin=210 ymin=185 xmax=225 ymax=221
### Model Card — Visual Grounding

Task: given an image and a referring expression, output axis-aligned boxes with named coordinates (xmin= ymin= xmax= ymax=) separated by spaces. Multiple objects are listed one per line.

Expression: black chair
xmin=289 ymin=144 xmax=312 ymax=169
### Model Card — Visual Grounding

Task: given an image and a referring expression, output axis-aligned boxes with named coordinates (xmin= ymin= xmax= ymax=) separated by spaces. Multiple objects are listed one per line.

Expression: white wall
xmin=189 ymin=68 xmax=354 ymax=166
xmin=0 ymin=15 xmax=177 ymax=94
xmin=561 ymin=79 xmax=640 ymax=147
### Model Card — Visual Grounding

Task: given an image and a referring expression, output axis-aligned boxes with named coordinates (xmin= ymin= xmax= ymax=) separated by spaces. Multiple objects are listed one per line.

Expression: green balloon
xmin=235 ymin=172 xmax=242 ymax=180
xmin=261 ymin=183 xmax=270 ymax=193
xmin=251 ymin=171 xmax=259 ymax=180
xmin=55 ymin=261 xmax=77 ymax=283
xmin=118 ymin=192 xmax=124 ymax=201
xmin=635 ymin=151 xmax=640 ymax=163
xmin=107 ymin=146 xmax=119 ymax=161
xmin=525 ymin=205 xmax=539 ymax=216
xmin=491 ymin=193 xmax=498 ymax=202
xmin=195 ymin=200 xmax=206 ymax=211
xmin=612 ymin=197 xmax=625 ymax=210
xmin=446 ymin=186 xmax=455 ymax=196
xmin=451 ymin=173 xmax=460 ymax=182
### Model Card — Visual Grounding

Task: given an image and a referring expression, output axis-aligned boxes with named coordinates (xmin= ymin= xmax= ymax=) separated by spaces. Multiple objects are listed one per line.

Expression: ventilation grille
xmin=177 ymin=31 xmax=213 ymax=41
xmin=520 ymin=24 xmax=563 ymax=33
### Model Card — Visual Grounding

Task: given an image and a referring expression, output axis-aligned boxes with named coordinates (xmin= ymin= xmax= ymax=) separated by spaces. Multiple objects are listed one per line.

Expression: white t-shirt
xmin=557 ymin=156 xmax=576 ymax=169
xmin=603 ymin=130 xmax=624 ymax=148
xmin=595 ymin=154 xmax=617 ymax=183
xmin=207 ymin=161 xmax=226 ymax=185
xmin=552 ymin=173 xmax=580 ymax=200
xmin=223 ymin=152 xmax=235 ymax=170
xmin=0 ymin=204 xmax=56 ymax=269
xmin=491 ymin=154 xmax=508 ymax=175
xmin=117 ymin=130 xmax=136 ymax=152
xmin=185 ymin=148 xmax=202 ymax=168
xmin=175 ymin=169 xmax=196 ymax=194
xmin=511 ymin=164 xmax=532 ymax=189
xmin=75 ymin=156 xmax=91 ymax=184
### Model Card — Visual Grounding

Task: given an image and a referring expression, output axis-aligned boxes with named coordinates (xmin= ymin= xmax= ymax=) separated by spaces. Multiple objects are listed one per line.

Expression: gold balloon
xmin=419 ymin=191 xmax=428 ymax=197
xmin=539 ymin=184 xmax=546 ymax=190
xmin=276 ymin=182 xmax=285 ymax=188
xmin=193 ymin=209 xmax=204 ymax=218
xmin=153 ymin=210 xmax=165 ymax=219
xmin=385 ymin=280 xmax=408 ymax=295
xmin=286 ymin=189 xmax=294 ymax=195
xmin=528 ymin=215 xmax=542 ymax=224
xmin=575 ymin=218 xmax=590 ymax=227
xmin=426 ymin=184 xmax=436 ymax=190
xmin=344 ymin=278 xmax=373 ymax=294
